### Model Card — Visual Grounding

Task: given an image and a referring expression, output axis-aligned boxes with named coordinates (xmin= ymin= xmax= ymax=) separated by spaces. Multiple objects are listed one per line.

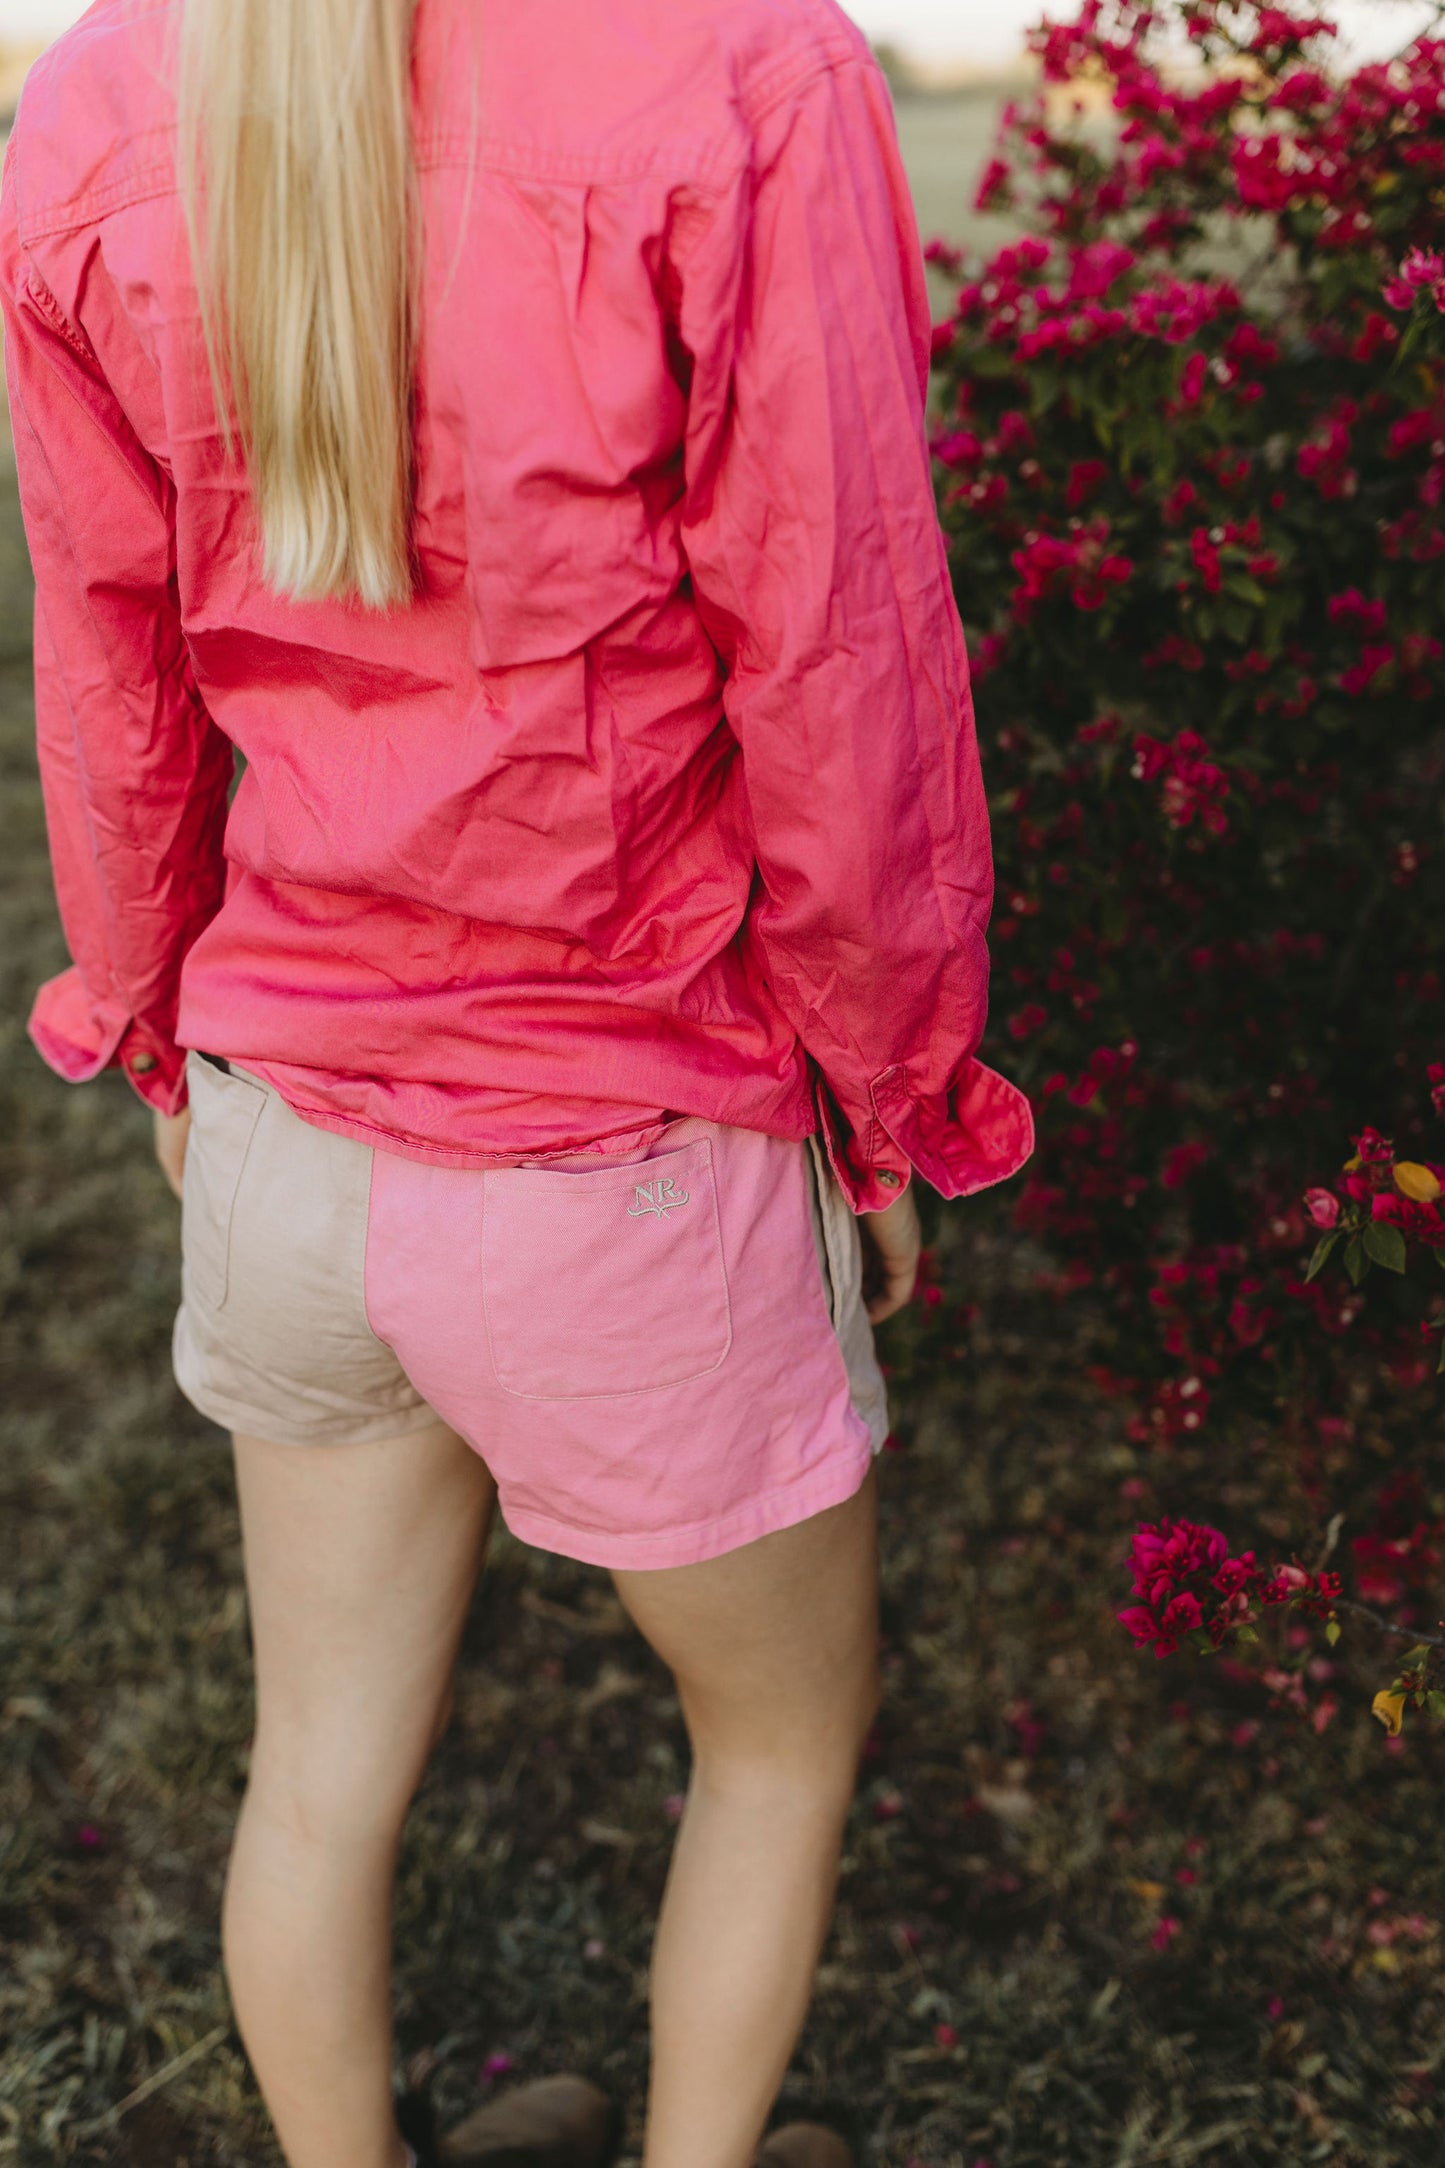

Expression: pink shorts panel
xmin=363 ymin=1116 xmax=876 ymax=1569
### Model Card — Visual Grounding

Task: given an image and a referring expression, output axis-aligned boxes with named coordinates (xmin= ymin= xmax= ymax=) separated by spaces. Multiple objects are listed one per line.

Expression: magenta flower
xmin=1303 ymin=1188 xmax=1340 ymax=1228
xmin=1118 ymin=1602 xmax=1162 ymax=1650
xmin=1326 ymin=588 xmax=1387 ymax=637
xmin=1161 ymin=1592 xmax=1203 ymax=1638
xmin=1066 ymin=241 xmax=1137 ymax=301
xmin=1383 ymin=248 xmax=1445 ymax=313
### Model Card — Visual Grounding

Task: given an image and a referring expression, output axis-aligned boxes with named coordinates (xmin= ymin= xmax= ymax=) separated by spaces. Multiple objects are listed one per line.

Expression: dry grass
xmin=3 ymin=463 xmax=1445 ymax=2168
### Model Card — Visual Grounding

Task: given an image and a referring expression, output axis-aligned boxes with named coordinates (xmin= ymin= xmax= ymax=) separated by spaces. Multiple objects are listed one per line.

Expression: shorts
xmin=172 ymin=1050 xmax=890 ymax=1570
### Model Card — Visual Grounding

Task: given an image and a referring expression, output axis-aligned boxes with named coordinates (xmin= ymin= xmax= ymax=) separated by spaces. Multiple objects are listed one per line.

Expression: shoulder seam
xmin=697 ymin=41 xmax=883 ymax=201
xmin=661 ymin=43 xmax=883 ymax=280
xmin=743 ymin=34 xmax=872 ymax=133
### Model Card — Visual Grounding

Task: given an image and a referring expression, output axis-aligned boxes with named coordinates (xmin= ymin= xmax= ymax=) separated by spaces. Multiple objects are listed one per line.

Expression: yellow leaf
xmin=1342 ymin=1155 xmax=1362 ymax=1172
xmin=1394 ymin=1162 xmax=1442 ymax=1203
xmin=1127 ymin=1878 xmax=1167 ymax=1902
xmin=1372 ymin=1690 xmax=1407 ymax=1736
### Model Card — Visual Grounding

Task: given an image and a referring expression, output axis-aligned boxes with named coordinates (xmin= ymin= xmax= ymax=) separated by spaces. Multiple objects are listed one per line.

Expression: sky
xmin=2 ymin=0 xmax=1437 ymax=72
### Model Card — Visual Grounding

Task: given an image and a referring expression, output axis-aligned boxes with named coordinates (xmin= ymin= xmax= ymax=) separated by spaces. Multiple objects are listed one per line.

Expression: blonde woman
xmin=0 ymin=0 xmax=1032 ymax=2162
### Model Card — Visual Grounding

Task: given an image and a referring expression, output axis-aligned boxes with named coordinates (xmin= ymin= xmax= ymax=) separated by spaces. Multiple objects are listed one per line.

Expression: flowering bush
xmin=917 ymin=0 xmax=1445 ymax=1728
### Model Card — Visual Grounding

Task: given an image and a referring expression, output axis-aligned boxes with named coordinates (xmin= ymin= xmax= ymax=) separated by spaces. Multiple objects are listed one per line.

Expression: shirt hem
xmin=214 ymin=1056 xmax=818 ymax=1173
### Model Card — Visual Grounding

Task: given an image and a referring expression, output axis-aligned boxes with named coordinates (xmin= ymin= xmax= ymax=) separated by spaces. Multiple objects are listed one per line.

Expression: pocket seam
xmin=480 ymin=1136 xmax=734 ymax=1401
xmin=182 ymin=1055 xmax=268 ymax=1313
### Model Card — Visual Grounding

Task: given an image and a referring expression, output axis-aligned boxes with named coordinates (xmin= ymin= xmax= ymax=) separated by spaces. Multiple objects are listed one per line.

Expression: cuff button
xmin=876 ymin=1169 xmax=902 ymax=1189
xmin=129 ymin=1053 xmax=158 ymax=1074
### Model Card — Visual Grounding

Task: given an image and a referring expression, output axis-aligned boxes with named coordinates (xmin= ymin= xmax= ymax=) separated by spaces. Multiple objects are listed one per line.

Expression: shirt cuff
xmin=28 ymin=967 xmax=190 ymax=1114
xmin=812 ymin=1054 xmax=1035 ymax=1213
xmin=872 ymin=1056 xmax=1035 ymax=1202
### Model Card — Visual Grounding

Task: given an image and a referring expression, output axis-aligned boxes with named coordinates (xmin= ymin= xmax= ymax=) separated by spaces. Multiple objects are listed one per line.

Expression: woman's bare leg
xmin=613 ymin=1465 xmax=881 ymax=2168
xmin=222 ymin=1420 xmax=497 ymax=2168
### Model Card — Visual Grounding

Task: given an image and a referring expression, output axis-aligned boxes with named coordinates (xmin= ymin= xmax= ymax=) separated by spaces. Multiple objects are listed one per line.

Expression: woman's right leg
xmin=612 ymin=1465 xmax=881 ymax=2168
xmin=222 ymin=1418 xmax=497 ymax=2168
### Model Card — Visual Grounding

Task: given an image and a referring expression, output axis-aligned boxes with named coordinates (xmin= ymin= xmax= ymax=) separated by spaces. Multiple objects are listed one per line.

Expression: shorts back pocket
xmin=181 ymin=1053 xmax=268 ymax=1311
xmin=481 ymin=1137 xmax=731 ymax=1399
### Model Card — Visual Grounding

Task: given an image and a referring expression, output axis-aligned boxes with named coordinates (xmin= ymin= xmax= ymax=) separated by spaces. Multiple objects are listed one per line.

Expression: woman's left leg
xmin=222 ymin=1418 xmax=497 ymax=2168
xmin=613 ymin=1465 xmax=881 ymax=2168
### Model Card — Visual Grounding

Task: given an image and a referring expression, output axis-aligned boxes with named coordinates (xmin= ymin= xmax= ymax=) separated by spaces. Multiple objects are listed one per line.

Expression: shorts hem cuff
xmin=173 ymin=1361 xmax=443 ymax=1448
xmin=498 ymin=1432 xmax=876 ymax=1572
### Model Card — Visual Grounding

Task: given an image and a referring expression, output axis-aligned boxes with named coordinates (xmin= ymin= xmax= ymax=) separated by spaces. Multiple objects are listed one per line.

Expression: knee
xmin=689 ymin=1658 xmax=882 ymax=1822
xmin=243 ymin=1730 xmax=422 ymax=1855
xmin=690 ymin=1740 xmax=864 ymax=1829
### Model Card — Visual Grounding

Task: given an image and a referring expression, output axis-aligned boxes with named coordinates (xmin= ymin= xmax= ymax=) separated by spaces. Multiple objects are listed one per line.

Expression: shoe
xmin=434 ymin=2074 xmax=618 ymax=2167
xmin=754 ymin=2125 xmax=854 ymax=2168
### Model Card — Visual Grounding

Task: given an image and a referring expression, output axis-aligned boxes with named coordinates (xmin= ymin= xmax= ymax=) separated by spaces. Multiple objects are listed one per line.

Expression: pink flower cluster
xmin=1306 ymin=1118 xmax=1445 ymax=1243
xmin=1384 ymin=249 xmax=1445 ymax=315
xmin=1023 ymin=0 xmax=1445 ymax=265
xmin=1131 ymin=730 xmax=1231 ymax=834
xmin=1119 ymin=1518 xmax=1342 ymax=1658
xmin=953 ymin=248 xmax=1244 ymax=368
xmin=1010 ymin=521 xmax=1134 ymax=616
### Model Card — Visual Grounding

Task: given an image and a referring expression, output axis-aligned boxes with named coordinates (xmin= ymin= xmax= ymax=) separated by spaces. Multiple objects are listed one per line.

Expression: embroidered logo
xmin=628 ymin=1175 xmax=690 ymax=1219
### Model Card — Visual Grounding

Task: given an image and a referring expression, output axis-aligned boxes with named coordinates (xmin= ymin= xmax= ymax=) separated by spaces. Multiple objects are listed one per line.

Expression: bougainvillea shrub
xmin=912 ymin=0 xmax=1445 ymax=1723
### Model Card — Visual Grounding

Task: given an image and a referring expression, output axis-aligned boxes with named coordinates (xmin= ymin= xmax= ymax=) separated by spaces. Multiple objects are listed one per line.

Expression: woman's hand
xmin=154 ymin=1105 xmax=191 ymax=1200
xmin=859 ymin=1183 xmax=921 ymax=1323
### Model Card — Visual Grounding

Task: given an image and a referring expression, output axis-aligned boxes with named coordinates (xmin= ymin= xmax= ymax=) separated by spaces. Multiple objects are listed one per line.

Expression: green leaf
xmin=1325 ymin=1618 xmax=1341 ymax=1646
xmin=1234 ymin=1623 xmax=1260 ymax=1645
xmin=1437 ymin=1335 xmax=1445 ymax=1378
xmin=1363 ymin=1220 xmax=1407 ymax=1274
xmin=1433 ymin=1250 xmax=1445 ymax=1271
xmin=1343 ymin=1235 xmax=1369 ymax=1287
xmin=1427 ymin=1693 xmax=1445 ymax=1720
xmin=1223 ymin=574 xmax=1268 ymax=607
xmin=1304 ymin=1230 xmax=1341 ymax=1283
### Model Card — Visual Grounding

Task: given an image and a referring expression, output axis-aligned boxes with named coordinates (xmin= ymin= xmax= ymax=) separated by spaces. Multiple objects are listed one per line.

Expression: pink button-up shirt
xmin=0 ymin=0 xmax=1032 ymax=1213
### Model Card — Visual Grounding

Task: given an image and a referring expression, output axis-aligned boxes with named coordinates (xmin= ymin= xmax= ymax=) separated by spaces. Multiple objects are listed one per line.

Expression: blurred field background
xmin=3 ymin=25 xmax=1444 ymax=2168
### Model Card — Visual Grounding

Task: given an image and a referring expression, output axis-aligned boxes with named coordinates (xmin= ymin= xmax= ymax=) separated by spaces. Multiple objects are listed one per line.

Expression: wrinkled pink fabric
xmin=0 ymin=0 xmax=1034 ymax=1212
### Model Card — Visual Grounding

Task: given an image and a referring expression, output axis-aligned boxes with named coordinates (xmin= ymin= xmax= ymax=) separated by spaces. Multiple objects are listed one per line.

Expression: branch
xmin=1334 ymin=1597 xmax=1445 ymax=1653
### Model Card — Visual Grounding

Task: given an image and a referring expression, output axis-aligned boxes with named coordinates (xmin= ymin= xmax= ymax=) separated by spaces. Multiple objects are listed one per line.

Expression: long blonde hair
xmin=176 ymin=0 xmax=421 ymax=611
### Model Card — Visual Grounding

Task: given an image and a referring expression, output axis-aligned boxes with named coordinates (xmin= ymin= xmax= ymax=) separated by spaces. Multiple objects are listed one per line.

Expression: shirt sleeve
xmin=672 ymin=47 xmax=1034 ymax=1213
xmin=0 ymin=133 xmax=233 ymax=1116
